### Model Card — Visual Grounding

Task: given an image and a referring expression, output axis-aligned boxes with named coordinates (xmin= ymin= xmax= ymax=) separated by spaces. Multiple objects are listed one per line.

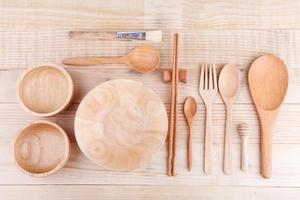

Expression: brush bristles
xmin=145 ymin=30 xmax=162 ymax=42
xmin=238 ymin=122 xmax=249 ymax=136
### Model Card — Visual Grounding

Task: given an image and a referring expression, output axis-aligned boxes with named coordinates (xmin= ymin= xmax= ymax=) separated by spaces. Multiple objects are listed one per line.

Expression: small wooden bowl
xmin=18 ymin=63 xmax=74 ymax=117
xmin=14 ymin=120 xmax=70 ymax=177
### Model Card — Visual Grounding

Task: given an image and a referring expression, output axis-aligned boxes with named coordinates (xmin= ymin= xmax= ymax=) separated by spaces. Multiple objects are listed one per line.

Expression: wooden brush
xmin=69 ymin=30 xmax=162 ymax=42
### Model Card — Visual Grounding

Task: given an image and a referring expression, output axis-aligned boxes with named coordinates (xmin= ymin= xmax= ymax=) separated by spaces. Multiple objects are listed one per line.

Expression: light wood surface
xmin=1 ymin=0 xmax=300 ymax=199
xmin=14 ymin=120 xmax=70 ymax=177
xmin=74 ymin=79 xmax=168 ymax=171
xmin=248 ymin=54 xmax=289 ymax=178
xmin=219 ymin=64 xmax=240 ymax=174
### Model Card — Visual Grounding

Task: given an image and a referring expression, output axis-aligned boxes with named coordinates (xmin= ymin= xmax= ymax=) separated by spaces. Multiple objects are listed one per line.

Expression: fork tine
xmin=204 ymin=65 xmax=208 ymax=90
xmin=200 ymin=64 xmax=204 ymax=90
xmin=213 ymin=64 xmax=217 ymax=90
xmin=209 ymin=64 xmax=213 ymax=90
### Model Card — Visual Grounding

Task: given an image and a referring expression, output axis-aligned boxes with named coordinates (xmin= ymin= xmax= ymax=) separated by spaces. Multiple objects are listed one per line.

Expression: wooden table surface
xmin=1 ymin=0 xmax=300 ymax=199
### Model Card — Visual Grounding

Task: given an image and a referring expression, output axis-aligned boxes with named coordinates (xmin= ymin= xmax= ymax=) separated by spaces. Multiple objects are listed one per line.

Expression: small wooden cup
xmin=14 ymin=120 xmax=70 ymax=177
xmin=18 ymin=63 xmax=74 ymax=117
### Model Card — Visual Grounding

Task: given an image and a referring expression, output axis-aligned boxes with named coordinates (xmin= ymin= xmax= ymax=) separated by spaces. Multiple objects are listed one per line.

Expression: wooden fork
xmin=199 ymin=64 xmax=218 ymax=174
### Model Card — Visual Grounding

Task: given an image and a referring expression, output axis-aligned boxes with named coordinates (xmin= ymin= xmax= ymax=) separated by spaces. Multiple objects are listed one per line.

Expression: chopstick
xmin=167 ymin=33 xmax=179 ymax=176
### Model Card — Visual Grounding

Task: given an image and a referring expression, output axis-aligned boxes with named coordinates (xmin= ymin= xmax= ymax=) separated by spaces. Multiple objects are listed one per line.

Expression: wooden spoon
xmin=63 ymin=45 xmax=160 ymax=73
xmin=219 ymin=64 xmax=240 ymax=175
xmin=248 ymin=54 xmax=288 ymax=179
xmin=184 ymin=96 xmax=197 ymax=171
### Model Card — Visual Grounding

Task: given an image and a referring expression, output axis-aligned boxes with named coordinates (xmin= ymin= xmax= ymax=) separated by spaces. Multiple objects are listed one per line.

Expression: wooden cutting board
xmin=74 ymin=79 xmax=168 ymax=171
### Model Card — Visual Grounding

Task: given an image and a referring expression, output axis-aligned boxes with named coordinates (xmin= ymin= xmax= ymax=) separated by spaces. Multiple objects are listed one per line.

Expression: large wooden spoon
xmin=248 ymin=54 xmax=288 ymax=179
xmin=63 ymin=45 xmax=160 ymax=73
xmin=184 ymin=96 xmax=197 ymax=171
xmin=219 ymin=64 xmax=240 ymax=175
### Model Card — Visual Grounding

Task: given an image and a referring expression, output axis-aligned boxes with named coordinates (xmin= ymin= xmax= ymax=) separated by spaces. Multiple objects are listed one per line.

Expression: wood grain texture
xmin=1 ymin=0 xmax=300 ymax=30
xmin=1 ymin=185 xmax=300 ymax=200
xmin=14 ymin=120 xmax=70 ymax=177
xmin=1 ymin=0 xmax=300 ymax=199
xmin=249 ymin=54 xmax=289 ymax=178
xmin=18 ymin=64 xmax=74 ymax=116
xmin=219 ymin=64 xmax=240 ymax=175
xmin=75 ymin=79 xmax=168 ymax=171
xmin=238 ymin=122 xmax=249 ymax=172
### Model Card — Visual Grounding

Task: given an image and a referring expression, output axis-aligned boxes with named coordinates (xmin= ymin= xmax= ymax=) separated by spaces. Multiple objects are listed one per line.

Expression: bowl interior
xmin=14 ymin=122 xmax=69 ymax=175
xmin=19 ymin=65 xmax=72 ymax=115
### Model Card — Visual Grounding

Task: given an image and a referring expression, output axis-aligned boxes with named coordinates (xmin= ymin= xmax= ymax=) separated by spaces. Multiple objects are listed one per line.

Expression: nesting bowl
xmin=14 ymin=120 xmax=70 ymax=177
xmin=18 ymin=63 xmax=74 ymax=117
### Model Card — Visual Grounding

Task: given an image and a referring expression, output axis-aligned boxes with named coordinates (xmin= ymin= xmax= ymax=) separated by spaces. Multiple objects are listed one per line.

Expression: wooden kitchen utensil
xmin=238 ymin=122 xmax=249 ymax=172
xmin=63 ymin=45 xmax=160 ymax=73
xmin=218 ymin=64 xmax=240 ymax=175
xmin=14 ymin=120 xmax=70 ymax=177
xmin=18 ymin=63 xmax=74 ymax=117
xmin=199 ymin=64 xmax=218 ymax=174
xmin=248 ymin=54 xmax=288 ymax=178
xmin=75 ymin=79 xmax=168 ymax=171
xmin=69 ymin=30 xmax=162 ymax=42
xmin=184 ymin=96 xmax=197 ymax=171
xmin=167 ymin=33 xmax=179 ymax=176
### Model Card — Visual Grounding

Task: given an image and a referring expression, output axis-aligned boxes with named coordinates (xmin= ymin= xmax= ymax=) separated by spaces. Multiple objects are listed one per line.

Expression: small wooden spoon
xmin=219 ymin=64 xmax=240 ymax=175
xmin=63 ymin=45 xmax=160 ymax=73
xmin=184 ymin=96 xmax=197 ymax=171
xmin=248 ymin=54 xmax=288 ymax=179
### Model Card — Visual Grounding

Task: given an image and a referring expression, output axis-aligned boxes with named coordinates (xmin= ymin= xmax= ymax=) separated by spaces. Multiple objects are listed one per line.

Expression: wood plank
xmin=1 ymin=0 xmax=300 ymax=30
xmin=1 ymin=0 xmax=300 ymax=198
xmin=0 ymin=67 xmax=299 ymax=104
xmin=0 ymin=185 xmax=300 ymax=200
xmin=1 ymin=30 xmax=300 ymax=69
xmin=1 ymin=142 xmax=300 ymax=186
xmin=1 ymin=103 xmax=300 ymax=144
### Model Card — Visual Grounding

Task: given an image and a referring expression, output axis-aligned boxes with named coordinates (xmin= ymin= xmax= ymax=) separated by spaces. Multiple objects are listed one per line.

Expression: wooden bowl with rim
xmin=75 ymin=79 xmax=168 ymax=171
xmin=18 ymin=63 xmax=74 ymax=117
xmin=14 ymin=120 xmax=70 ymax=177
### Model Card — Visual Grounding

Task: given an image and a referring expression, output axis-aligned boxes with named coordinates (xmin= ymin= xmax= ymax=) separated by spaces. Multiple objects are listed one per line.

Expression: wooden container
xmin=13 ymin=120 xmax=70 ymax=177
xmin=75 ymin=79 xmax=168 ymax=171
xmin=18 ymin=63 xmax=74 ymax=117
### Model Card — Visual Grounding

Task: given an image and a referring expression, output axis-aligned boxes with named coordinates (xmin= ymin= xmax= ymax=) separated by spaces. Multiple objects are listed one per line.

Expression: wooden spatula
xmin=248 ymin=54 xmax=288 ymax=178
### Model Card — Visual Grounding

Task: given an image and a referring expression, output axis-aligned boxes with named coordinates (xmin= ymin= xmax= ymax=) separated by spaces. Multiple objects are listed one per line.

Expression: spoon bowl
xmin=249 ymin=54 xmax=288 ymax=111
xmin=248 ymin=54 xmax=288 ymax=178
xmin=127 ymin=45 xmax=160 ymax=73
xmin=219 ymin=64 xmax=240 ymax=100
xmin=184 ymin=96 xmax=197 ymax=124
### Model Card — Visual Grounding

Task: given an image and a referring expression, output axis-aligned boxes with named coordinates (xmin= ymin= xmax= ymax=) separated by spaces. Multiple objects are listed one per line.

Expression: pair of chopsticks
xmin=167 ymin=33 xmax=179 ymax=176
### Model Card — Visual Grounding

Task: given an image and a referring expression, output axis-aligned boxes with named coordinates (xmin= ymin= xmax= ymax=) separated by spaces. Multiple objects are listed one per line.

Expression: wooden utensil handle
xmin=241 ymin=136 xmax=248 ymax=171
xmin=261 ymin=120 xmax=274 ymax=179
xmin=63 ymin=56 xmax=126 ymax=66
xmin=70 ymin=31 xmax=117 ymax=40
xmin=187 ymin=126 xmax=192 ymax=171
xmin=204 ymin=104 xmax=213 ymax=174
xmin=224 ymin=107 xmax=232 ymax=174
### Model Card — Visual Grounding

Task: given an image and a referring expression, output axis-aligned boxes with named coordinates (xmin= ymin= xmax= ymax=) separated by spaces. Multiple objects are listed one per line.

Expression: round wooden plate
xmin=75 ymin=79 xmax=168 ymax=171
